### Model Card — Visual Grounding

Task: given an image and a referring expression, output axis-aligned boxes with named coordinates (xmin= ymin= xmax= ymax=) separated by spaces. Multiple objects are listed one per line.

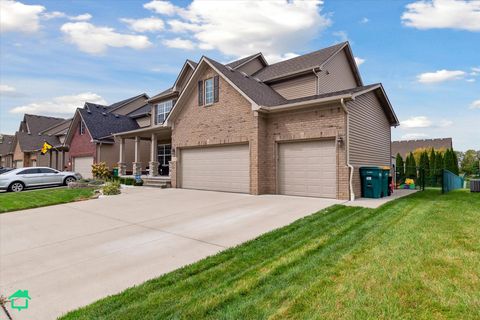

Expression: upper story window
xmin=156 ymin=100 xmax=173 ymax=124
xmin=204 ymin=78 xmax=214 ymax=105
xmin=79 ymin=121 xmax=85 ymax=135
xmin=198 ymin=75 xmax=219 ymax=107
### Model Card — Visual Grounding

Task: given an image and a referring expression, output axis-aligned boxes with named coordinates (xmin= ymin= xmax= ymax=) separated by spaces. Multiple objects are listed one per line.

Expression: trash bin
xmin=112 ymin=168 xmax=119 ymax=177
xmin=360 ymin=167 xmax=383 ymax=198
xmin=381 ymin=167 xmax=390 ymax=197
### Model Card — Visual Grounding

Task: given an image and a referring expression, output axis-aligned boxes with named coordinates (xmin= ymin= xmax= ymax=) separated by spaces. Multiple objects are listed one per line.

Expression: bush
xmin=134 ymin=179 xmax=144 ymax=186
xmin=102 ymin=181 xmax=121 ymax=195
xmin=92 ymin=162 xmax=111 ymax=180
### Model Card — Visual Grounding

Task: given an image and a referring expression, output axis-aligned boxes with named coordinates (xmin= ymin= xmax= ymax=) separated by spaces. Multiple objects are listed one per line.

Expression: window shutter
xmin=154 ymin=105 xmax=157 ymax=125
xmin=213 ymin=75 xmax=219 ymax=103
xmin=198 ymin=80 xmax=204 ymax=106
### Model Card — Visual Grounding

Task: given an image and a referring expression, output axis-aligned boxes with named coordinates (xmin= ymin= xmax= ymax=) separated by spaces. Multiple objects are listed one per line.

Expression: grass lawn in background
xmin=0 ymin=187 xmax=95 ymax=213
xmin=61 ymin=189 xmax=480 ymax=319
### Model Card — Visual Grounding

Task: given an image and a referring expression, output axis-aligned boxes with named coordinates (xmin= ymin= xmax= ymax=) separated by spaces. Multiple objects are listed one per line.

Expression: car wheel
xmin=64 ymin=176 xmax=76 ymax=185
xmin=9 ymin=181 xmax=24 ymax=192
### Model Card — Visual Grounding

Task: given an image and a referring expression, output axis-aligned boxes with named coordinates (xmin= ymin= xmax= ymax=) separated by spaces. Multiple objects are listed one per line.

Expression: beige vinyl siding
xmin=176 ymin=67 xmax=194 ymax=93
xmin=237 ymin=58 xmax=264 ymax=76
xmin=110 ymin=97 xmax=148 ymax=116
xmin=136 ymin=116 xmax=151 ymax=128
xmin=317 ymin=49 xmax=357 ymax=94
xmin=270 ymin=74 xmax=317 ymax=99
xmin=347 ymin=91 xmax=391 ymax=197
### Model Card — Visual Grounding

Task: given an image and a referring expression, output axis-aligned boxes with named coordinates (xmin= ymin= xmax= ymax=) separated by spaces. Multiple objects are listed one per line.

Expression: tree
xmin=396 ymin=153 xmax=405 ymax=182
xmin=419 ymin=150 xmax=430 ymax=187
xmin=429 ymin=148 xmax=436 ymax=178
xmin=434 ymin=151 xmax=444 ymax=185
xmin=451 ymin=149 xmax=459 ymax=175
xmin=405 ymin=152 xmax=417 ymax=180
xmin=461 ymin=150 xmax=479 ymax=176
xmin=444 ymin=148 xmax=459 ymax=174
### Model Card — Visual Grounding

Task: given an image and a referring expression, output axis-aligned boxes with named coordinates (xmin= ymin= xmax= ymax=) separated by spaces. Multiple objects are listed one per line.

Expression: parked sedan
xmin=0 ymin=167 xmax=82 ymax=192
xmin=0 ymin=167 xmax=13 ymax=174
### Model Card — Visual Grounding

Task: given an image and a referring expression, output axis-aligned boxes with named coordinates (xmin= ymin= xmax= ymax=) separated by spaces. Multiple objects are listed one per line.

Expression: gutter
xmin=340 ymin=98 xmax=355 ymax=201
xmin=258 ymin=94 xmax=352 ymax=113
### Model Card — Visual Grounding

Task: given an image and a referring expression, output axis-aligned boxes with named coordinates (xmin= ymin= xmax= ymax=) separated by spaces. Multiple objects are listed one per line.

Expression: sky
xmin=0 ymin=0 xmax=479 ymax=151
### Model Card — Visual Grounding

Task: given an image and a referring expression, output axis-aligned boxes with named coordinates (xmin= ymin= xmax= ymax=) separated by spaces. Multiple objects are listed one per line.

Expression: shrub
xmin=102 ymin=181 xmax=121 ymax=195
xmin=134 ymin=179 xmax=144 ymax=186
xmin=92 ymin=162 xmax=111 ymax=180
xmin=124 ymin=178 xmax=134 ymax=185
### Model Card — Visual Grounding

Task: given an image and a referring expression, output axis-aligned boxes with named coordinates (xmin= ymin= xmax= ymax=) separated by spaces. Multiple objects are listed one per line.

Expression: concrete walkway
xmin=0 ymin=188 xmax=342 ymax=320
xmin=345 ymin=189 xmax=418 ymax=208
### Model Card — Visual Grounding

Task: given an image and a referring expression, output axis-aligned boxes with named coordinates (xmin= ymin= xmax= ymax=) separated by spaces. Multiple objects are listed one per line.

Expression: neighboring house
xmin=0 ymin=134 xmax=15 ymax=167
xmin=117 ymin=42 xmax=399 ymax=200
xmin=12 ymin=114 xmax=67 ymax=168
xmin=64 ymin=94 xmax=151 ymax=178
xmin=392 ymin=138 xmax=453 ymax=159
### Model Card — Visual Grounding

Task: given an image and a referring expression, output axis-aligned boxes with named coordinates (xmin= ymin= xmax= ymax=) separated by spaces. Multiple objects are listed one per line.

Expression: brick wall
xmin=68 ymin=121 xmax=96 ymax=169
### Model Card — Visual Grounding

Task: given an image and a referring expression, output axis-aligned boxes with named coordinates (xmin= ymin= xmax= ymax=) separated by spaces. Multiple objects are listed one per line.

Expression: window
xmin=156 ymin=100 xmax=173 ymax=124
xmin=79 ymin=121 xmax=85 ymax=135
xmin=204 ymin=78 xmax=214 ymax=105
xmin=17 ymin=168 xmax=40 ymax=175
xmin=39 ymin=168 xmax=58 ymax=174
xmin=157 ymin=144 xmax=171 ymax=166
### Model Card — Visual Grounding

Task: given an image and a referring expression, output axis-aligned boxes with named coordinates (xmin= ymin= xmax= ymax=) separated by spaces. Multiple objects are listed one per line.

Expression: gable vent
xmin=115 ymin=114 xmax=119 ymax=118
xmin=240 ymin=71 xmax=248 ymax=77
xmin=226 ymin=65 xmax=234 ymax=71
xmin=102 ymin=112 xmax=107 ymax=116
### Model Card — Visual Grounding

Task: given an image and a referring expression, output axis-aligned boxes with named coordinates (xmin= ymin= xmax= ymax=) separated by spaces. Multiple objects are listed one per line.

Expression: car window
xmin=17 ymin=168 xmax=40 ymax=175
xmin=38 ymin=168 xmax=58 ymax=174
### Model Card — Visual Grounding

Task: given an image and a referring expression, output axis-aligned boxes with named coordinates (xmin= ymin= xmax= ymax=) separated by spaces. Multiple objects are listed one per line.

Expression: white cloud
xmin=69 ymin=13 xmax=92 ymax=21
xmin=402 ymin=0 xmax=480 ymax=31
xmin=472 ymin=67 xmax=480 ymax=72
xmin=401 ymin=133 xmax=429 ymax=140
xmin=144 ymin=0 xmax=180 ymax=16
xmin=156 ymin=0 xmax=331 ymax=60
xmin=333 ymin=30 xmax=349 ymax=42
xmin=60 ymin=22 xmax=152 ymax=54
xmin=466 ymin=78 xmax=476 ymax=82
xmin=470 ymin=99 xmax=480 ymax=109
xmin=43 ymin=11 xmax=92 ymax=21
xmin=360 ymin=17 xmax=369 ymax=23
xmin=0 ymin=84 xmax=16 ymax=93
xmin=121 ymin=17 xmax=164 ymax=32
xmin=9 ymin=92 xmax=107 ymax=115
xmin=438 ymin=119 xmax=453 ymax=127
xmin=402 ymin=116 xmax=432 ymax=128
xmin=354 ymin=57 xmax=365 ymax=66
xmin=417 ymin=69 xmax=466 ymax=83
xmin=162 ymin=37 xmax=195 ymax=50
xmin=0 ymin=0 xmax=45 ymax=33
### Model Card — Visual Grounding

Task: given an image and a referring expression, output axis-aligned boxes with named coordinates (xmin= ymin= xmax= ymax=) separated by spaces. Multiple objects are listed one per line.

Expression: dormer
xmin=226 ymin=53 xmax=268 ymax=76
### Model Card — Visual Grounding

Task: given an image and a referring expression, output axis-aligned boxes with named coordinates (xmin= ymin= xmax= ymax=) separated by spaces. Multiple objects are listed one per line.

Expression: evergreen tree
xmin=452 ymin=148 xmax=459 ymax=175
xmin=429 ymin=148 xmax=436 ymax=177
xmin=396 ymin=153 xmax=405 ymax=182
xmin=434 ymin=151 xmax=444 ymax=186
xmin=444 ymin=149 xmax=455 ymax=173
xmin=405 ymin=152 xmax=417 ymax=180
xmin=419 ymin=150 xmax=430 ymax=187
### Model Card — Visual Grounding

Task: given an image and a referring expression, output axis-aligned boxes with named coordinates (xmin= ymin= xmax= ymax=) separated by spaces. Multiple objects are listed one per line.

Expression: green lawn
xmin=0 ymin=187 xmax=95 ymax=213
xmin=61 ymin=189 xmax=480 ymax=320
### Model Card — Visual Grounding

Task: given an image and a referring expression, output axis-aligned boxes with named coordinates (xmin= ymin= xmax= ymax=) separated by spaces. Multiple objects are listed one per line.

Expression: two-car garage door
xmin=278 ymin=140 xmax=336 ymax=198
xmin=180 ymin=144 xmax=249 ymax=193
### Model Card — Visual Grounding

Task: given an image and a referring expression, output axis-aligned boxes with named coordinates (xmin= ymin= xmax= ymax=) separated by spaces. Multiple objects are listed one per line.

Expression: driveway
xmin=0 ymin=188 xmax=343 ymax=319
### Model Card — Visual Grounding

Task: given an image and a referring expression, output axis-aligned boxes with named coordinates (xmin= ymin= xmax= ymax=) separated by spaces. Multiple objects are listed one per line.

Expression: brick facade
xmin=170 ymin=65 xmax=350 ymax=199
xmin=68 ymin=121 xmax=96 ymax=169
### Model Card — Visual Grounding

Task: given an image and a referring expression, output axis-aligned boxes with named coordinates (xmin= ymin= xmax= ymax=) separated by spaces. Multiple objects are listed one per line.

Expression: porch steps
xmin=142 ymin=177 xmax=171 ymax=188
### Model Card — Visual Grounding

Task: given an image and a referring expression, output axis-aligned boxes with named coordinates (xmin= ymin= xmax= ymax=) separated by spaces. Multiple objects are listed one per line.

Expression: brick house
xmin=0 ymin=134 xmax=15 ymax=167
xmin=116 ymin=42 xmax=398 ymax=200
xmin=64 ymin=94 xmax=151 ymax=178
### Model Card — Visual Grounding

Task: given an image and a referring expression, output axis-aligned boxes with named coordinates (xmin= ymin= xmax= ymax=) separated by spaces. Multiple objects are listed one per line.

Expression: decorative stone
xmin=133 ymin=162 xmax=142 ymax=176
xmin=148 ymin=161 xmax=159 ymax=177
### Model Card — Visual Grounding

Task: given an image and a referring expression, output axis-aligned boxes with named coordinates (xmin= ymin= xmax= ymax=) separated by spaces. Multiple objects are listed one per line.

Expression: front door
xmin=157 ymin=144 xmax=171 ymax=176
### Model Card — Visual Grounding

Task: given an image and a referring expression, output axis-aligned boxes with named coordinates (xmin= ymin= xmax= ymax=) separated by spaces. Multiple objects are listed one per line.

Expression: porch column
xmin=118 ymin=138 xmax=126 ymax=175
xmin=132 ymin=136 xmax=142 ymax=176
xmin=148 ymin=133 xmax=159 ymax=177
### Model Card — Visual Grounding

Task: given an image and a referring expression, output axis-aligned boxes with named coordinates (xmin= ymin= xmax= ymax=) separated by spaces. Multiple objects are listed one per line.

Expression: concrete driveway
xmin=0 ymin=188 xmax=342 ymax=319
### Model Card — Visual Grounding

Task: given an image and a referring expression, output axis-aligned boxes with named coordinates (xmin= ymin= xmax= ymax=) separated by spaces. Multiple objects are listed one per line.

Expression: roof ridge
xmin=25 ymin=113 xmax=66 ymax=120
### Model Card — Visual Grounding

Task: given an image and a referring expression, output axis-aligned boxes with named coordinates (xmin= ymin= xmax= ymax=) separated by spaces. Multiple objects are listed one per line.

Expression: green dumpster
xmin=112 ymin=168 xmax=119 ymax=177
xmin=380 ymin=167 xmax=390 ymax=197
xmin=360 ymin=167 xmax=383 ymax=198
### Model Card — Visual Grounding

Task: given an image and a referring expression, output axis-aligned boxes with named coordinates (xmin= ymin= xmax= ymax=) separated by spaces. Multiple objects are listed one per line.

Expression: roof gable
xmin=23 ymin=114 xmax=66 ymax=135
xmin=0 ymin=134 xmax=15 ymax=155
xmin=226 ymin=52 xmax=268 ymax=70
xmin=106 ymin=93 xmax=149 ymax=114
xmin=79 ymin=107 xmax=140 ymax=141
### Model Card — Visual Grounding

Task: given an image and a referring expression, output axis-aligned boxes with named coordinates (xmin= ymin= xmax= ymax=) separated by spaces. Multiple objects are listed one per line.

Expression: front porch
xmin=116 ymin=125 xmax=172 ymax=178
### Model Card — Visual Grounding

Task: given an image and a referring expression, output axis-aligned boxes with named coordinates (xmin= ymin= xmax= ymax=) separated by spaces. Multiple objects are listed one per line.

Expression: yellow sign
xmin=41 ymin=142 xmax=53 ymax=155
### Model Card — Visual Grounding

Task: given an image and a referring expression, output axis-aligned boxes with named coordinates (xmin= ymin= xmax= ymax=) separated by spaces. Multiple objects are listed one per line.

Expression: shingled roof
xmin=0 ymin=134 xmax=15 ymax=156
xmin=107 ymin=93 xmax=148 ymax=112
xmin=23 ymin=114 xmax=66 ymax=134
xmin=127 ymin=103 xmax=152 ymax=118
xmin=252 ymin=42 xmax=346 ymax=81
xmin=206 ymin=57 xmax=287 ymax=107
xmin=226 ymin=53 xmax=264 ymax=69
xmin=78 ymin=106 xmax=140 ymax=142
xmin=392 ymin=138 xmax=453 ymax=158
xmin=16 ymin=131 xmax=61 ymax=152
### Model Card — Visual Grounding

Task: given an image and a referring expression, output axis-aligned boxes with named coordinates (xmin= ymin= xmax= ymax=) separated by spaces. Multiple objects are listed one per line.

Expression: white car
xmin=0 ymin=167 xmax=82 ymax=192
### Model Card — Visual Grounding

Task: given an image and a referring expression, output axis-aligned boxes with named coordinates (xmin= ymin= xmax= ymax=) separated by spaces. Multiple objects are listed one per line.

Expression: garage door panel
xmin=278 ymin=140 xmax=336 ymax=198
xmin=73 ymin=156 xmax=94 ymax=179
xmin=181 ymin=144 xmax=249 ymax=193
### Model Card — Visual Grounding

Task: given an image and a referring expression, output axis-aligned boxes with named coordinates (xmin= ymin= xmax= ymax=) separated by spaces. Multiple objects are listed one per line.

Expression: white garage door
xmin=14 ymin=160 xmax=23 ymax=168
xmin=181 ymin=144 xmax=249 ymax=193
xmin=278 ymin=140 xmax=336 ymax=198
xmin=73 ymin=156 xmax=94 ymax=179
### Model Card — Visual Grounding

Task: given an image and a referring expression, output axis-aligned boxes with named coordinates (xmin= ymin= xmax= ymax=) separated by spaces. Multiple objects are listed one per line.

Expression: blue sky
xmin=0 ymin=0 xmax=479 ymax=151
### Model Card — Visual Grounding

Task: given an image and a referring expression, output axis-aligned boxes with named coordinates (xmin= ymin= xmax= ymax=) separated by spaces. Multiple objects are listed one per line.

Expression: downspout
xmin=340 ymin=98 xmax=355 ymax=201
xmin=312 ymin=67 xmax=320 ymax=94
